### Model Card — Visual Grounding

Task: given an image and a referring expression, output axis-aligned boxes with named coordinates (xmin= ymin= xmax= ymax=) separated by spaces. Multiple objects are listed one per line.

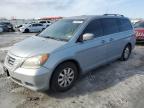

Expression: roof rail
xmin=103 ymin=14 xmax=124 ymax=17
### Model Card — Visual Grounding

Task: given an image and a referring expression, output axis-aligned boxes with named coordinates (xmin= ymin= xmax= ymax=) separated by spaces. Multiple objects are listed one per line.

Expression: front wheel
xmin=120 ymin=44 xmax=131 ymax=61
xmin=50 ymin=62 xmax=78 ymax=92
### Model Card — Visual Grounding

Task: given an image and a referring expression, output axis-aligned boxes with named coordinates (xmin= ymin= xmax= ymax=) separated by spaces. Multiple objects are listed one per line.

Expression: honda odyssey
xmin=3 ymin=14 xmax=136 ymax=92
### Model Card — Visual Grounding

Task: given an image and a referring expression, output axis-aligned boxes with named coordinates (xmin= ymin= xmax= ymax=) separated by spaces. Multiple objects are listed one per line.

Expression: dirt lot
xmin=0 ymin=32 xmax=144 ymax=108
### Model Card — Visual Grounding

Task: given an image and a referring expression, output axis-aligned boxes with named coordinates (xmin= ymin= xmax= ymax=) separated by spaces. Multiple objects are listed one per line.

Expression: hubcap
xmin=124 ymin=47 xmax=130 ymax=59
xmin=58 ymin=68 xmax=74 ymax=87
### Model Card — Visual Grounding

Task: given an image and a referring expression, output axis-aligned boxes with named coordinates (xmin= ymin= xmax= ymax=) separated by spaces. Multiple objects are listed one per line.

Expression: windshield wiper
xmin=38 ymin=35 xmax=54 ymax=39
xmin=45 ymin=36 xmax=57 ymax=40
xmin=57 ymin=38 xmax=68 ymax=42
xmin=40 ymin=35 xmax=68 ymax=42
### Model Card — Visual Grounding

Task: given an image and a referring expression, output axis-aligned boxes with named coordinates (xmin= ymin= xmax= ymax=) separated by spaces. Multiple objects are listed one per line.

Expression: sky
xmin=0 ymin=0 xmax=143 ymax=19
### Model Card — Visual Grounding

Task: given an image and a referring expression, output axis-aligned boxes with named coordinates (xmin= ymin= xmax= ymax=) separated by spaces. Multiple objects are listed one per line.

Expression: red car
xmin=134 ymin=21 xmax=144 ymax=42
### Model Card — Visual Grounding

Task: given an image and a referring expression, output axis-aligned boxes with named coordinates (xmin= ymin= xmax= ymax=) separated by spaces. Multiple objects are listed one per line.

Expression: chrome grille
xmin=7 ymin=56 xmax=15 ymax=66
xmin=4 ymin=53 xmax=24 ymax=71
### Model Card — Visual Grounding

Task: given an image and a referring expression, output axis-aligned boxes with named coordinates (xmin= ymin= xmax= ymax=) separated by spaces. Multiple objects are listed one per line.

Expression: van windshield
xmin=38 ymin=19 xmax=84 ymax=41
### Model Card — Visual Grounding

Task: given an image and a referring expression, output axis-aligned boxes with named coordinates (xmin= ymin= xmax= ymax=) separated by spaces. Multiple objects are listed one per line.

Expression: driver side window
xmin=83 ymin=19 xmax=103 ymax=38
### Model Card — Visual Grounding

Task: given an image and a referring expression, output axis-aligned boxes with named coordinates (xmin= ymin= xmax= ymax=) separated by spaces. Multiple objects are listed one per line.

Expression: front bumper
xmin=3 ymin=66 xmax=52 ymax=91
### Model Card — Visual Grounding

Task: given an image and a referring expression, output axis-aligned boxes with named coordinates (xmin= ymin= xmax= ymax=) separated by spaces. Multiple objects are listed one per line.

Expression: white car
xmin=19 ymin=23 xmax=45 ymax=33
xmin=39 ymin=20 xmax=51 ymax=28
xmin=0 ymin=27 xmax=3 ymax=33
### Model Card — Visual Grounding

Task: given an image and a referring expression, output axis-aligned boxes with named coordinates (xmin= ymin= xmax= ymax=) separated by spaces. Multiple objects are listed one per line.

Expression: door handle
xmin=109 ymin=38 xmax=114 ymax=41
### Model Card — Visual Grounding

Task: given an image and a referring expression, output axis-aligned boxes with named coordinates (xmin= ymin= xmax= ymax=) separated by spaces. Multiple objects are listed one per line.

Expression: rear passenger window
xmin=101 ymin=18 xmax=119 ymax=35
xmin=83 ymin=19 xmax=103 ymax=37
xmin=118 ymin=19 xmax=132 ymax=31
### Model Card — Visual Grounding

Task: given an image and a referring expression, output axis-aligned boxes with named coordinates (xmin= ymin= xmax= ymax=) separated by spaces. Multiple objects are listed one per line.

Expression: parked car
xmin=3 ymin=14 xmax=135 ymax=92
xmin=19 ymin=23 xmax=45 ymax=33
xmin=15 ymin=23 xmax=29 ymax=29
xmin=0 ymin=27 xmax=3 ymax=33
xmin=134 ymin=21 xmax=144 ymax=42
xmin=15 ymin=24 xmax=23 ymax=29
xmin=39 ymin=20 xmax=51 ymax=27
xmin=0 ymin=22 xmax=14 ymax=32
xmin=15 ymin=24 xmax=29 ymax=32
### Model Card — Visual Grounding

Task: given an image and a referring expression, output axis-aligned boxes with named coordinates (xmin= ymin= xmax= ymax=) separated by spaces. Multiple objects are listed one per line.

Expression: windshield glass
xmin=134 ymin=22 xmax=144 ymax=28
xmin=38 ymin=19 xmax=84 ymax=41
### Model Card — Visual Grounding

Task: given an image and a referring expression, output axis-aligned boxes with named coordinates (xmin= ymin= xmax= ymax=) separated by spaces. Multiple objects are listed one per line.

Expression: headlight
xmin=21 ymin=54 xmax=48 ymax=69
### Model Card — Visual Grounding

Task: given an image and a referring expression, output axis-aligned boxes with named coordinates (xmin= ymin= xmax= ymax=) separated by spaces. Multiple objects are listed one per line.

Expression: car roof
xmin=64 ymin=15 xmax=128 ymax=21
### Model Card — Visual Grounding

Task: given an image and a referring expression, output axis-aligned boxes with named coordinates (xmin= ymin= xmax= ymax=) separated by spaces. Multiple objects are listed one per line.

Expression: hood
xmin=9 ymin=36 xmax=67 ymax=57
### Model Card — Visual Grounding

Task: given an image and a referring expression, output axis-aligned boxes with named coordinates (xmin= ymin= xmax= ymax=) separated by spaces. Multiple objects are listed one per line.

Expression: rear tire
xmin=24 ymin=29 xmax=29 ymax=33
xmin=9 ymin=28 xmax=15 ymax=32
xmin=50 ymin=62 xmax=78 ymax=92
xmin=120 ymin=44 xmax=131 ymax=61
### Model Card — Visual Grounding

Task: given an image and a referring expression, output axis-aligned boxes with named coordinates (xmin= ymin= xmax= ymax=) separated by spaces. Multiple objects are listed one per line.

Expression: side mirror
xmin=82 ymin=33 xmax=95 ymax=41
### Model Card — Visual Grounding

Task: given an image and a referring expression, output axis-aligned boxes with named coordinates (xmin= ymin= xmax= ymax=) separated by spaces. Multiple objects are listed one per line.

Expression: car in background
xmin=15 ymin=23 xmax=30 ymax=29
xmin=19 ymin=23 xmax=46 ymax=33
xmin=131 ymin=19 xmax=140 ymax=25
xmin=134 ymin=21 xmax=144 ymax=42
xmin=15 ymin=23 xmax=29 ymax=31
xmin=39 ymin=20 xmax=51 ymax=27
xmin=15 ymin=24 xmax=23 ymax=29
xmin=0 ymin=22 xmax=14 ymax=32
xmin=0 ymin=27 xmax=3 ymax=33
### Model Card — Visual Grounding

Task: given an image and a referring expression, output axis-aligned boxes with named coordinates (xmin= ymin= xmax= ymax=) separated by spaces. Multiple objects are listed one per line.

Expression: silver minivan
xmin=3 ymin=14 xmax=136 ymax=92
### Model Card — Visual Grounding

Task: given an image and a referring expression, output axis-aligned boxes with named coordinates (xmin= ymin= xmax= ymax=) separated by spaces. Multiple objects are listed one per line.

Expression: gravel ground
xmin=0 ymin=32 xmax=144 ymax=108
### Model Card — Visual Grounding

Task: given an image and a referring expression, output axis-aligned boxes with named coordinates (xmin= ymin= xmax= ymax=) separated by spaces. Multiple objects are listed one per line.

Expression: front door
xmin=75 ymin=19 xmax=108 ymax=72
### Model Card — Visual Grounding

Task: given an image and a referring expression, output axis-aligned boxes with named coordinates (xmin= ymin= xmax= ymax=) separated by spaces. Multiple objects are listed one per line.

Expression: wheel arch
xmin=49 ymin=59 xmax=81 ymax=88
xmin=25 ymin=28 xmax=29 ymax=33
xmin=126 ymin=42 xmax=132 ymax=51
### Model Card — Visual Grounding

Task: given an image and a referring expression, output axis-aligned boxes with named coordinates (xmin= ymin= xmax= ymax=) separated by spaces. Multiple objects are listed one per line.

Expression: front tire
xmin=50 ymin=62 xmax=78 ymax=92
xmin=120 ymin=44 xmax=131 ymax=61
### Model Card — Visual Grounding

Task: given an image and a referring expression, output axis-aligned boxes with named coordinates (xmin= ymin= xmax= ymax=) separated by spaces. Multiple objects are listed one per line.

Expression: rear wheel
xmin=50 ymin=62 xmax=78 ymax=92
xmin=120 ymin=44 xmax=131 ymax=61
xmin=24 ymin=29 xmax=29 ymax=33
xmin=9 ymin=28 xmax=12 ymax=32
xmin=9 ymin=28 xmax=15 ymax=32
